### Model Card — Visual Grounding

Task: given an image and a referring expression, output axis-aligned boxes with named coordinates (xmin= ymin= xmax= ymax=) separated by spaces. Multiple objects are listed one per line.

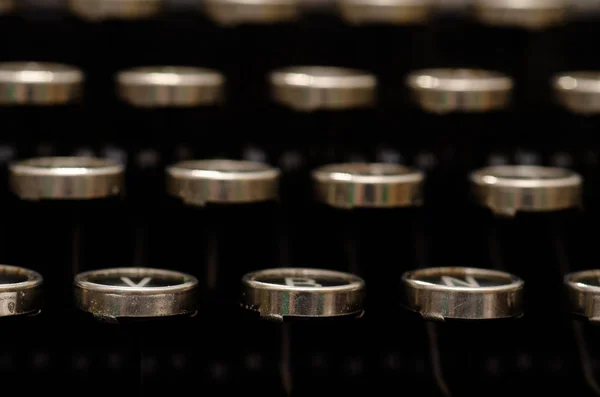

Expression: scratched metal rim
xmin=402 ymin=267 xmax=523 ymax=293
xmin=241 ymin=268 xmax=366 ymax=320
xmin=565 ymin=270 xmax=600 ymax=321
xmin=0 ymin=265 xmax=43 ymax=317
xmin=75 ymin=267 xmax=199 ymax=319
xmin=401 ymin=267 xmax=524 ymax=320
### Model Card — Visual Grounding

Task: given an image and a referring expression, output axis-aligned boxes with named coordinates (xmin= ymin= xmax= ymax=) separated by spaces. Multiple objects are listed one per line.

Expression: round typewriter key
xmin=67 ymin=0 xmax=164 ymax=116
xmin=553 ymin=72 xmax=600 ymax=208
xmin=402 ymin=267 xmax=524 ymax=320
xmin=0 ymin=62 xmax=85 ymax=156
xmin=311 ymin=162 xmax=423 ymax=316
xmin=473 ymin=0 xmax=569 ymax=108
xmin=401 ymin=266 xmax=525 ymax=395
xmin=75 ymin=267 xmax=198 ymax=394
xmin=336 ymin=0 xmax=434 ymax=109
xmin=0 ymin=265 xmax=43 ymax=318
xmin=240 ymin=268 xmax=366 ymax=395
xmin=406 ymin=68 xmax=513 ymax=266
xmin=565 ymin=270 xmax=600 ymax=322
xmin=203 ymin=0 xmax=300 ymax=111
xmin=162 ymin=159 xmax=280 ymax=314
xmin=470 ymin=165 xmax=584 ymax=393
xmin=7 ymin=157 xmax=126 ymax=313
xmin=116 ymin=67 xmax=227 ymax=267
xmin=268 ymin=66 xmax=377 ymax=265
xmin=0 ymin=265 xmax=43 ymax=386
xmin=242 ymin=267 xmax=365 ymax=320
xmin=74 ymin=267 xmax=198 ymax=320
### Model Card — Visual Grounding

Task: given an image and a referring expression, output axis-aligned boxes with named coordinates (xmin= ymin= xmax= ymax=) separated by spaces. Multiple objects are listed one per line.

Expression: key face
xmin=402 ymin=266 xmax=524 ymax=320
xmin=74 ymin=267 xmax=198 ymax=320
xmin=242 ymin=268 xmax=365 ymax=320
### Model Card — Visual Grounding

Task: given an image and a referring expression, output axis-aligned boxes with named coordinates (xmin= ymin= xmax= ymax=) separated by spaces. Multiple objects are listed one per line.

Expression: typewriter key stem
xmin=280 ymin=322 xmax=293 ymax=397
xmin=425 ymin=323 xmax=451 ymax=397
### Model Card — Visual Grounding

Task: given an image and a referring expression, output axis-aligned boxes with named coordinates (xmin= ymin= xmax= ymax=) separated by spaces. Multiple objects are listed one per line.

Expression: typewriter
xmin=1 ymin=0 xmax=600 ymax=396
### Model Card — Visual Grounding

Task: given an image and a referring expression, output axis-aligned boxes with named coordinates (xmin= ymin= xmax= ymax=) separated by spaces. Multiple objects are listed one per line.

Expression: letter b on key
xmin=285 ymin=277 xmax=322 ymax=288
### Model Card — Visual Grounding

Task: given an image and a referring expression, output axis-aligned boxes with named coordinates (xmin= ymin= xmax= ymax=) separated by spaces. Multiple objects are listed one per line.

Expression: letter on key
xmin=74 ymin=267 xmax=198 ymax=321
xmin=241 ymin=268 xmax=365 ymax=321
xmin=402 ymin=267 xmax=524 ymax=321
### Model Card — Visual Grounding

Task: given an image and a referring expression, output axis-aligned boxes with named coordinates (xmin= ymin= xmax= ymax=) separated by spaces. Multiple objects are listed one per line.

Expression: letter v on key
xmin=121 ymin=277 xmax=152 ymax=287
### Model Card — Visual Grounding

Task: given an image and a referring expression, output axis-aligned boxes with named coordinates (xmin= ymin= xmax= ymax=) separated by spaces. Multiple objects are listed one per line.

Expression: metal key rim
xmin=0 ymin=265 xmax=43 ymax=293
xmin=402 ymin=267 xmax=524 ymax=294
xmin=75 ymin=267 xmax=198 ymax=295
xmin=470 ymin=165 xmax=582 ymax=189
xmin=243 ymin=267 xmax=365 ymax=293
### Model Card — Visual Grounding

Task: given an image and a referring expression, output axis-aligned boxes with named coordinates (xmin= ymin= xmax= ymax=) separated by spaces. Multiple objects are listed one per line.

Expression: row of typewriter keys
xmin=0 ymin=154 xmax=599 ymax=395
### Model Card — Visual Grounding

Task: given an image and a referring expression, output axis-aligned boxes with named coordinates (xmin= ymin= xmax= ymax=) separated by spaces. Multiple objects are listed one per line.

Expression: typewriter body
xmin=1 ymin=0 xmax=600 ymax=396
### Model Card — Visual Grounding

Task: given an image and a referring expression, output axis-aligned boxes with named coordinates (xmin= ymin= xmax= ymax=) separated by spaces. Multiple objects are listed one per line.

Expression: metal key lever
xmin=241 ymin=267 xmax=366 ymax=396
xmin=74 ymin=267 xmax=199 ymax=396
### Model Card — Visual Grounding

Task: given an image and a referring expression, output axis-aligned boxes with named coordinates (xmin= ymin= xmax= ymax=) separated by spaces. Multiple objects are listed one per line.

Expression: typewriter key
xmin=553 ymin=72 xmax=600 ymax=205
xmin=564 ymin=271 xmax=600 ymax=394
xmin=473 ymin=0 xmax=569 ymax=108
xmin=241 ymin=268 xmax=366 ymax=395
xmin=269 ymin=66 xmax=377 ymax=264
xmin=164 ymin=159 xmax=280 ymax=313
xmin=7 ymin=156 xmax=126 ymax=312
xmin=311 ymin=162 xmax=423 ymax=316
xmin=68 ymin=0 xmax=164 ymax=111
xmin=406 ymin=68 xmax=513 ymax=186
xmin=74 ymin=267 xmax=198 ymax=394
xmin=470 ymin=165 xmax=584 ymax=393
xmin=204 ymin=0 xmax=299 ymax=110
xmin=406 ymin=68 xmax=513 ymax=265
xmin=402 ymin=267 xmax=524 ymax=321
xmin=0 ymin=266 xmax=43 ymax=384
xmin=0 ymin=62 xmax=84 ymax=155
xmin=402 ymin=266 xmax=524 ymax=396
xmin=337 ymin=0 xmax=434 ymax=109
xmin=565 ymin=270 xmax=600 ymax=322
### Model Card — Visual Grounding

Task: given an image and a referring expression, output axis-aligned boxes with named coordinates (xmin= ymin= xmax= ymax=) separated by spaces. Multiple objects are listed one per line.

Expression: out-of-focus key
xmin=310 ymin=162 xmax=423 ymax=316
xmin=7 ymin=156 xmax=126 ymax=311
xmin=473 ymin=0 xmax=569 ymax=108
xmin=0 ymin=62 xmax=84 ymax=156
xmin=163 ymin=159 xmax=280 ymax=313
